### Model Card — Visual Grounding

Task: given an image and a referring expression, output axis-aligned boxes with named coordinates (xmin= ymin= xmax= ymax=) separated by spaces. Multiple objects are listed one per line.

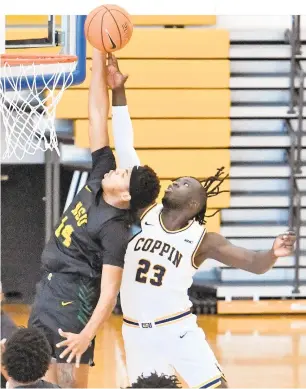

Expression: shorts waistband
xmin=43 ymin=271 xmax=99 ymax=282
xmin=123 ymin=309 xmax=192 ymax=329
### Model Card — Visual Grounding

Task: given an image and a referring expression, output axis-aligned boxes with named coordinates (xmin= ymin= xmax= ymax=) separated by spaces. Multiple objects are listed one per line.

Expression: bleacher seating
xmin=211 ymin=16 xmax=306 ymax=311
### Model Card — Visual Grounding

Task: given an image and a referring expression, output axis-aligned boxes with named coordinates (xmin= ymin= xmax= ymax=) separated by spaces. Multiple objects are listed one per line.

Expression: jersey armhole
xmin=191 ymin=228 xmax=207 ymax=270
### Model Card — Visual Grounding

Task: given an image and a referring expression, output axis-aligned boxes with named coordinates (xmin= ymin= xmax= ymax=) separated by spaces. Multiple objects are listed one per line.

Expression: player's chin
xmin=161 ymin=192 xmax=173 ymax=205
xmin=162 ymin=191 xmax=170 ymax=200
xmin=102 ymin=177 xmax=112 ymax=189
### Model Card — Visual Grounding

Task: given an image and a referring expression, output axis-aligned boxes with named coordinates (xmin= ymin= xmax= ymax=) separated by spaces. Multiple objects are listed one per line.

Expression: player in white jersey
xmin=107 ymin=54 xmax=296 ymax=388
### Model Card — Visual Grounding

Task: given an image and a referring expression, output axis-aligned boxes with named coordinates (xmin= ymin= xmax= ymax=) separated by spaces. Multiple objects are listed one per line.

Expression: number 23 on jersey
xmin=135 ymin=259 xmax=166 ymax=287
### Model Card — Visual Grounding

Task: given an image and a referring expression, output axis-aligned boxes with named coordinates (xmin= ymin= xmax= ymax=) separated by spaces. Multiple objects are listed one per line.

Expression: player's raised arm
xmin=195 ymin=231 xmax=296 ymax=274
xmin=88 ymin=49 xmax=109 ymax=153
xmin=107 ymin=53 xmax=141 ymax=168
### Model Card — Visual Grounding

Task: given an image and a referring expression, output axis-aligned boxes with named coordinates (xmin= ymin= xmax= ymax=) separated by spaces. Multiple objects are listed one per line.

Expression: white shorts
xmin=122 ymin=315 xmax=224 ymax=388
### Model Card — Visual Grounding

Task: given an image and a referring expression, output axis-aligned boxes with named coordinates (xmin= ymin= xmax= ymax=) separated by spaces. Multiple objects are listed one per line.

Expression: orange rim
xmin=0 ymin=54 xmax=78 ymax=66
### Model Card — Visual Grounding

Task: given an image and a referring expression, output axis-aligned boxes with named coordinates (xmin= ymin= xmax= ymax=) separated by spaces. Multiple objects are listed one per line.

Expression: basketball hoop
xmin=0 ymin=54 xmax=78 ymax=160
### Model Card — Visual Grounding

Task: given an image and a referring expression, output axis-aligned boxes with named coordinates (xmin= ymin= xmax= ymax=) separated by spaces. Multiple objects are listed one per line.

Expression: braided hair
xmin=194 ymin=166 xmax=229 ymax=225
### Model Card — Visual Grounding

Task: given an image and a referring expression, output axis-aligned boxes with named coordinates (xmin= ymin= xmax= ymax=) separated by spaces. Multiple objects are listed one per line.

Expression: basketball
xmin=84 ymin=4 xmax=133 ymax=53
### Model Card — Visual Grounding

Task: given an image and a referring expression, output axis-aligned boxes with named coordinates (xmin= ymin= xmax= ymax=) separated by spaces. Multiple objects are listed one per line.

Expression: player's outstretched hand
xmin=272 ymin=231 xmax=296 ymax=257
xmin=56 ymin=328 xmax=91 ymax=368
xmin=106 ymin=53 xmax=128 ymax=90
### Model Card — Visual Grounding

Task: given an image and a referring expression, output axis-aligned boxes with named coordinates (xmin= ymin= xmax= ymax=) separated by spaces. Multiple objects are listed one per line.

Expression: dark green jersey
xmin=41 ymin=147 xmax=129 ymax=278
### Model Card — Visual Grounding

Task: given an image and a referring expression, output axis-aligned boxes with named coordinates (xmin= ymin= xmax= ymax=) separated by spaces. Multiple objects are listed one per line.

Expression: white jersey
xmin=120 ymin=204 xmax=206 ymax=322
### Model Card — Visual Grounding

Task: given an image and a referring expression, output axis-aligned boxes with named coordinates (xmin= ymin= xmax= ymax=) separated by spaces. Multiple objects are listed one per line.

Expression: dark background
xmin=1 ymin=165 xmax=72 ymax=303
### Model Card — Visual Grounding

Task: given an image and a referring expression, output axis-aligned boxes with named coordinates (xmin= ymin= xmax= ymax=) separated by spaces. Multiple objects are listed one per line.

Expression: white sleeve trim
xmin=112 ymin=105 xmax=141 ymax=169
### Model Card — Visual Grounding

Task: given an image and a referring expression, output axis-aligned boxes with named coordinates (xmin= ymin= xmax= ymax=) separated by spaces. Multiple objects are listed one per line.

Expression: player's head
xmin=162 ymin=176 xmax=206 ymax=215
xmin=127 ymin=372 xmax=181 ymax=388
xmin=162 ymin=167 xmax=228 ymax=225
xmin=2 ymin=327 xmax=52 ymax=384
xmin=102 ymin=165 xmax=160 ymax=211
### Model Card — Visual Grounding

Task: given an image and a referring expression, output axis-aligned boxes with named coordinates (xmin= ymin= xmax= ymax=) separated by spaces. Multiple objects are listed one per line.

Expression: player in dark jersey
xmin=28 ymin=49 xmax=160 ymax=388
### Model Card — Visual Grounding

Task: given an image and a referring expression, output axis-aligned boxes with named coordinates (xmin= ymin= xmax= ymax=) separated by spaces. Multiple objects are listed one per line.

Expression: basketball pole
xmin=45 ymin=150 xmax=53 ymax=243
xmin=52 ymin=149 xmax=61 ymax=227
xmin=44 ymin=149 xmax=61 ymax=243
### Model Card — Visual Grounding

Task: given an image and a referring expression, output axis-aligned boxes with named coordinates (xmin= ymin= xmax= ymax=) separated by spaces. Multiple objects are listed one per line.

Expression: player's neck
xmin=8 ymin=378 xmax=41 ymax=388
xmin=161 ymin=207 xmax=191 ymax=231
xmin=102 ymin=192 xmax=129 ymax=210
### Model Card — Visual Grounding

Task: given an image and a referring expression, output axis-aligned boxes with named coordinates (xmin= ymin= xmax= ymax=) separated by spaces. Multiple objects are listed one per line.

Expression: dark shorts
xmin=28 ymin=272 xmax=99 ymax=365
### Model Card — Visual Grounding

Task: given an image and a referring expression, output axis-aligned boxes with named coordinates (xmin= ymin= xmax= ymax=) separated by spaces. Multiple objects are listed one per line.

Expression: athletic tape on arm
xmin=112 ymin=106 xmax=141 ymax=168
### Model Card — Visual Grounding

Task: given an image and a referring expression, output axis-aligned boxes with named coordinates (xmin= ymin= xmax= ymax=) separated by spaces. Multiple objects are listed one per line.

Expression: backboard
xmin=0 ymin=15 xmax=87 ymax=160
xmin=2 ymin=15 xmax=86 ymax=90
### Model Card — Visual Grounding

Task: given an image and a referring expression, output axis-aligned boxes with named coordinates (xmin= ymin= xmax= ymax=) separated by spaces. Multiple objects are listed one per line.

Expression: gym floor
xmin=3 ymin=304 xmax=306 ymax=388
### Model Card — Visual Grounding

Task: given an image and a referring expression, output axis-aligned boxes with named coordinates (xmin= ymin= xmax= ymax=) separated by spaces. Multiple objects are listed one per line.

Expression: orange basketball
xmin=84 ymin=4 xmax=133 ymax=53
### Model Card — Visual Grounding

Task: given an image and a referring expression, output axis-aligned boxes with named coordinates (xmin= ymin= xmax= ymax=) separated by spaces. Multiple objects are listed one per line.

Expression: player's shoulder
xmin=199 ymin=232 xmax=226 ymax=252
xmin=104 ymin=214 xmax=129 ymax=230
xmin=100 ymin=216 xmax=130 ymax=245
xmin=91 ymin=145 xmax=114 ymax=160
xmin=191 ymin=219 xmax=207 ymax=232
xmin=79 ymin=181 xmax=99 ymax=197
xmin=204 ymin=231 xmax=224 ymax=241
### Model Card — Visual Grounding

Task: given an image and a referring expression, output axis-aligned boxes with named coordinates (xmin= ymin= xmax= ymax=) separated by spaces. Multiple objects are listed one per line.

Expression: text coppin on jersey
xmin=134 ymin=237 xmax=182 ymax=268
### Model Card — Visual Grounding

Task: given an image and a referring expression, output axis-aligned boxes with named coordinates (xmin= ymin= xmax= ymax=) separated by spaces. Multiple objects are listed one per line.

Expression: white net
xmin=0 ymin=58 xmax=77 ymax=160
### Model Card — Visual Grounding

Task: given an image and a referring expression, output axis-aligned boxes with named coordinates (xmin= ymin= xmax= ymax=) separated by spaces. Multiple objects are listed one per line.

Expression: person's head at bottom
xmin=102 ymin=165 xmax=160 ymax=211
xmin=128 ymin=372 xmax=181 ymax=388
xmin=2 ymin=327 xmax=58 ymax=388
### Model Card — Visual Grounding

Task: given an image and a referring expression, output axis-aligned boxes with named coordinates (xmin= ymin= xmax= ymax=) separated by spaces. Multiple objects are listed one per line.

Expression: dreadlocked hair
xmin=195 ymin=166 xmax=229 ymax=225
xmin=127 ymin=372 xmax=182 ymax=388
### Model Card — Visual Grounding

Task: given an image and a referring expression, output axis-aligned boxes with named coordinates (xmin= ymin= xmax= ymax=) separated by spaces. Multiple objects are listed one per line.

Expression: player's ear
xmin=121 ymin=191 xmax=131 ymax=202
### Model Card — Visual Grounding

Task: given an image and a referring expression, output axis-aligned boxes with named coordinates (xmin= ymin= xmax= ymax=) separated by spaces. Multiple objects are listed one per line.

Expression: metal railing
xmin=285 ymin=15 xmax=304 ymax=294
xmin=287 ymin=121 xmax=302 ymax=293
xmin=292 ymin=179 xmax=301 ymax=294
xmin=286 ymin=15 xmax=304 ymax=174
